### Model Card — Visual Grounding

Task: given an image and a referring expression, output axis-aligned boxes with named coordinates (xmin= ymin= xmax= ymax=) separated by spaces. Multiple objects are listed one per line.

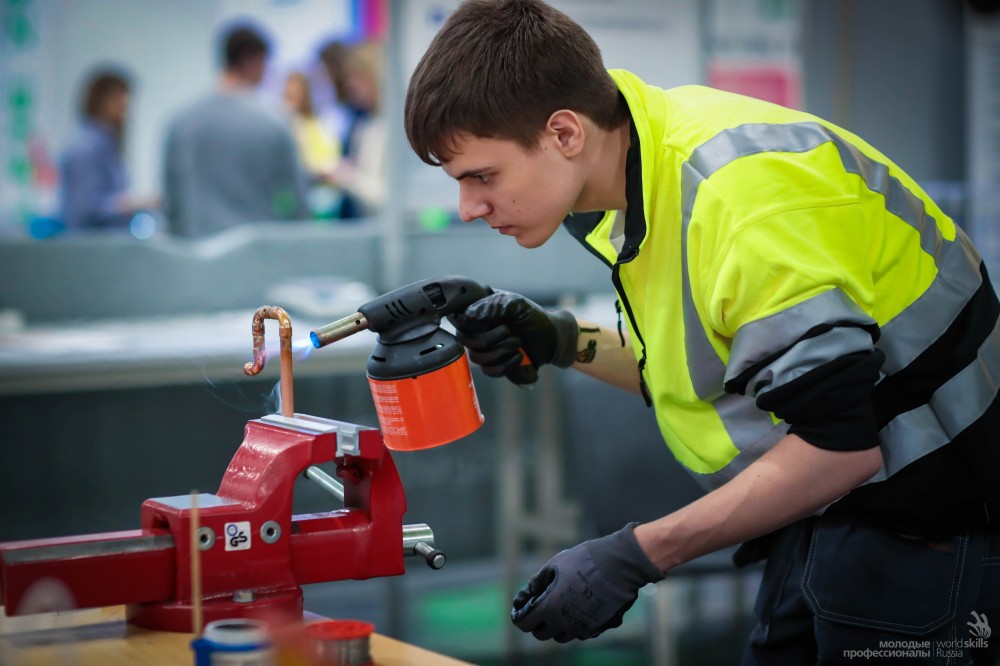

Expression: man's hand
xmin=510 ymin=523 xmax=664 ymax=642
xmin=449 ymin=290 xmax=578 ymax=385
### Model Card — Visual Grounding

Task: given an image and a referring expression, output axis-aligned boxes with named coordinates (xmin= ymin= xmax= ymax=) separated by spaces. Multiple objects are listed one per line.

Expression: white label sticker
xmin=224 ymin=521 xmax=251 ymax=551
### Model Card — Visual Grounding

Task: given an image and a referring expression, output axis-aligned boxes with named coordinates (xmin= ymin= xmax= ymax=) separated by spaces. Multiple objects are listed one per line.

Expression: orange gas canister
xmin=366 ymin=324 xmax=483 ymax=451
xmin=310 ymin=276 xmax=515 ymax=450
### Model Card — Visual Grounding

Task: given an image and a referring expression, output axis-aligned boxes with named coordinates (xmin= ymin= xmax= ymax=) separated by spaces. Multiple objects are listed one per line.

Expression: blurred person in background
xmin=318 ymin=41 xmax=386 ymax=220
xmin=59 ymin=67 xmax=157 ymax=231
xmin=318 ymin=41 xmax=364 ymax=157
xmin=283 ymin=71 xmax=340 ymax=177
xmin=283 ymin=71 xmax=342 ymax=219
xmin=162 ymin=22 xmax=307 ymax=237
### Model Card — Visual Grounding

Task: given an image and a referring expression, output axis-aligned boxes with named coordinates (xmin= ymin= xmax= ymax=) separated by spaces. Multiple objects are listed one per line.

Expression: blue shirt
xmin=58 ymin=119 xmax=130 ymax=229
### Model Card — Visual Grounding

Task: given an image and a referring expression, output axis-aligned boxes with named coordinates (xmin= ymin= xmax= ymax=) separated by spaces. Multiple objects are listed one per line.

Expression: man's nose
xmin=458 ymin=189 xmax=490 ymax=223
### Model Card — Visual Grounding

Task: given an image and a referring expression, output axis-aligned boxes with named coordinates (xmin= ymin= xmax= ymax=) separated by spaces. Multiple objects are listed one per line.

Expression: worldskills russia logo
xmin=968 ymin=611 xmax=991 ymax=641
xmin=845 ymin=612 xmax=990 ymax=660
xmin=936 ymin=611 xmax=991 ymax=659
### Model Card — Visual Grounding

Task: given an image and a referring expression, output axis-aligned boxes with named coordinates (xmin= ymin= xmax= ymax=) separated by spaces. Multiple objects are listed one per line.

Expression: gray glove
xmin=510 ymin=523 xmax=664 ymax=642
xmin=449 ymin=290 xmax=578 ymax=385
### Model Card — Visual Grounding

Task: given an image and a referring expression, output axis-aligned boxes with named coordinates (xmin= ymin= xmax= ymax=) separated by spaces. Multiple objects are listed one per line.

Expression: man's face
xmin=441 ymin=133 xmax=581 ymax=249
xmin=239 ymin=54 xmax=267 ymax=87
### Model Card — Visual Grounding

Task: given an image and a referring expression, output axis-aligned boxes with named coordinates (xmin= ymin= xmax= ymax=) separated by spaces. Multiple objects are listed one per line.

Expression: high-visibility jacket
xmin=564 ymin=70 xmax=1000 ymax=533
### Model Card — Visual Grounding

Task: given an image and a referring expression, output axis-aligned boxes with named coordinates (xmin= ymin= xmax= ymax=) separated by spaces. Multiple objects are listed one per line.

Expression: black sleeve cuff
xmin=755 ymin=350 xmax=885 ymax=451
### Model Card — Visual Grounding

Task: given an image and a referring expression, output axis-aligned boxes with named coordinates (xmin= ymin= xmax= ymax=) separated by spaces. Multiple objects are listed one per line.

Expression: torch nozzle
xmin=310 ymin=312 xmax=370 ymax=349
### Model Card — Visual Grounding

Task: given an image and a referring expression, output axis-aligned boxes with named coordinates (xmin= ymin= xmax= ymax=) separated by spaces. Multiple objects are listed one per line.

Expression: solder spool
xmin=304 ymin=619 xmax=375 ymax=665
xmin=191 ymin=618 xmax=274 ymax=665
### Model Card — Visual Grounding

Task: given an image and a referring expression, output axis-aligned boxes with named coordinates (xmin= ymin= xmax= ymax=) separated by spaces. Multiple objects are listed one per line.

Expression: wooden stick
xmin=190 ymin=491 xmax=203 ymax=637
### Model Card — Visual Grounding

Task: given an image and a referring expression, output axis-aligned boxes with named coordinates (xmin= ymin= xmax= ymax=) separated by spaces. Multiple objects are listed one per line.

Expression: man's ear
xmin=545 ymin=110 xmax=585 ymax=158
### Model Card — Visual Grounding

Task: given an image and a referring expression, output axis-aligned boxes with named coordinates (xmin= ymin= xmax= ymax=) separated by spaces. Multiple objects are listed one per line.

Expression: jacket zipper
xmin=612 ymin=262 xmax=652 ymax=407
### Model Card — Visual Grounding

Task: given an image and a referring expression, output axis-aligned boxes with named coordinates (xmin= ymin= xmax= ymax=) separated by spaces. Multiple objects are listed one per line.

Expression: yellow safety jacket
xmin=563 ymin=71 xmax=1000 ymax=531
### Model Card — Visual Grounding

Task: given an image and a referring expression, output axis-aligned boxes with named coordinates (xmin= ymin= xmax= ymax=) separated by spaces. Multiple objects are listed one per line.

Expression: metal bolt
xmin=260 ymin=520 xmax=281 ymax=544
xmin=196 ymin=527 xmax=215 ymax=551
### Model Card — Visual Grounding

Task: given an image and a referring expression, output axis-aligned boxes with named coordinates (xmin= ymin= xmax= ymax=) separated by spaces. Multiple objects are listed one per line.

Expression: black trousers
xmin=740 ymin=517 xmax=1000 ymax=666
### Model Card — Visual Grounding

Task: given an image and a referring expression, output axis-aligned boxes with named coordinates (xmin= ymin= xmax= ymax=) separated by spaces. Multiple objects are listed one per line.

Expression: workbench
xmin=0 ymin=309 xmax=375 ymax=397
xmin=0 ymin=606 xmax=473 ymax=665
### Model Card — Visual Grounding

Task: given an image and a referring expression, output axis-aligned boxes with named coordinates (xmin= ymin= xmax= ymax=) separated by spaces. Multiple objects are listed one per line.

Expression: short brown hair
xmin=220 ymin=24 xmax=270 ymax=69
xmin=405 ymin=0 xmax=627 ymax=166
xmin=81 ymin=69 xmax=130 ymax=120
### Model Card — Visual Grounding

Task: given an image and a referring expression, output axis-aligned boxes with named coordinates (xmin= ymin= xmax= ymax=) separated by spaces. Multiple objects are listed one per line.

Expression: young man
xmin=405 ymin=1 xmax=1000 ymax=663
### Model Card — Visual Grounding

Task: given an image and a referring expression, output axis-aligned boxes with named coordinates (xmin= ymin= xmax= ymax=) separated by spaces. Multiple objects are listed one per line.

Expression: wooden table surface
xmin=0 ymin=606 xmax=474 ymax=665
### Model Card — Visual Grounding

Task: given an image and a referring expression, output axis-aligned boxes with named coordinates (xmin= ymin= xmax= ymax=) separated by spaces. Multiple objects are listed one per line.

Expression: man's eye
xmin=477 ymin=173 xmax=490 ymax=184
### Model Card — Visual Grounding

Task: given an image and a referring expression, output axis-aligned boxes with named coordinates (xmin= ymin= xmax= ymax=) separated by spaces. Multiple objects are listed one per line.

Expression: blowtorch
xmin=310 ymin=275 xmax=534 ymax=451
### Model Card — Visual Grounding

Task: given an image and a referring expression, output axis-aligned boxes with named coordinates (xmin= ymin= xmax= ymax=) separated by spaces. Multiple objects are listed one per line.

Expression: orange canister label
xmin=368 ymin=354 xmax=484 ymax=450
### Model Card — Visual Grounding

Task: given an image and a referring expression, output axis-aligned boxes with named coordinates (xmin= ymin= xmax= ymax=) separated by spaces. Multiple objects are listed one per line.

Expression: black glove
xmin=510 ymin=523 xmax=664 ymax=642
xmin=448 ymin=290 xmax=579 ymax=385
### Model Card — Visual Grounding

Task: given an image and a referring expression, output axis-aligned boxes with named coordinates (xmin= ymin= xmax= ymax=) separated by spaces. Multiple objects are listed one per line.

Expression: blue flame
xmin=292 ymin=337 xmax=315 ymax=361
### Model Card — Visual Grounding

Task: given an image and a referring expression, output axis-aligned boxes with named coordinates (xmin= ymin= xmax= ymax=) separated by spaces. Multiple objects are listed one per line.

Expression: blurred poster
xmin=0 ymin=0 xmax=53 ymax=231
xmin=703 ymin=0 xmax=802 ymax=108
xmin=708 ymin=64 xmax=799 ymax=109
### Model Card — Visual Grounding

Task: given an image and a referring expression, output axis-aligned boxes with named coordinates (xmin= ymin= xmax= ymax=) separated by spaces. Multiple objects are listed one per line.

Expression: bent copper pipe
xmin=243 ymin=306 xmax=294 ymax=417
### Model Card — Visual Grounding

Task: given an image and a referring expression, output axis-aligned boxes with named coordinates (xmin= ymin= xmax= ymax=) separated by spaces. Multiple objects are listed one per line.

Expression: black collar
xmin=561 ymin=111 xmax=646 ymax=266
xmin=619 ymin=114 xmax=646 ymax=264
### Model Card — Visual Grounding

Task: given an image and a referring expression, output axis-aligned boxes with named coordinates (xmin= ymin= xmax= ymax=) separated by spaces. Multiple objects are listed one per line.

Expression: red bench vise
xmin=0 ymin=412 xmax=445 ymax=632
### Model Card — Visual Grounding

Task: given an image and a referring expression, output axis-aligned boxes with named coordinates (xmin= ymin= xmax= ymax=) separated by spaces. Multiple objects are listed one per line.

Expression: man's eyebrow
xmin=452 ymin=168 xmax=490 ymax=181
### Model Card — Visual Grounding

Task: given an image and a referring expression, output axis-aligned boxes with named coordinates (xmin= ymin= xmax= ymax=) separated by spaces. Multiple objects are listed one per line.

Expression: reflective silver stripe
xmin=933 ymin=318 xmax=1000 ymax=434
xmin=879 ymin=228 xmax=982 ymax=373
xmin=872 ymin=316 xmax=1000 ymax=482
xmin=687 ymin=122 xmax=833 ymax=176
xmin=872 ymin=408 xmax=947 ymax=483
xmin=679 ymin=121 xmax=992 ymax=483
xmin=726 ymin=288 xmax=876 ymax=390
xmin=749 ymin=327 xmax=874 ymax=400
xmin=680 ymin=161 xmax=726 ymax=400
xmin=700 ymin=394 xmax=788 ymax=490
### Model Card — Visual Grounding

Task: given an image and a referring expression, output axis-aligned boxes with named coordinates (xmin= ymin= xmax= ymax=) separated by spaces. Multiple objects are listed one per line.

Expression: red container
xmin=368 ymin=354 xmax=484 ymax=451
xmin=304 ymin=619 xmax=374 ymax=665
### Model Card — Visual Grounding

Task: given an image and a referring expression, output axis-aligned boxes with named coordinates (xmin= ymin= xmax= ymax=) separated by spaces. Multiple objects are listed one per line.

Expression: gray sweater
xmin=163 ymin=91 xmax=307 ymax=237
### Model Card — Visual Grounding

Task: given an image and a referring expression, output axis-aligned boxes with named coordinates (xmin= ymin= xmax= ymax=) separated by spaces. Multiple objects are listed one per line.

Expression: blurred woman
xmin=320 ymin=42 xmax=386 ymax=220
xmin=59 ymin=68 xmax=156 ymax=230
xmin=283 ymin=71 xmax=340 ymax=177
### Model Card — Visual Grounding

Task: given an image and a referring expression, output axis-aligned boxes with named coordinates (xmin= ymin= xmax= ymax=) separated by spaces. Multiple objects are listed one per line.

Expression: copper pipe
xmin=243 ymin=306 xmax=295 ymax=417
